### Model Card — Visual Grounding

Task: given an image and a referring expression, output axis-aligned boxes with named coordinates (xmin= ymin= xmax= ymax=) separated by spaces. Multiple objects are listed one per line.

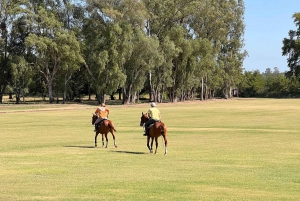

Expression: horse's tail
xmin=108 ymin=121 xmax=117 ymax=132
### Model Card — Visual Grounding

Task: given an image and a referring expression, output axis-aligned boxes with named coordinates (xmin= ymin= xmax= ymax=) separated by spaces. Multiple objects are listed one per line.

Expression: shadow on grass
xmin=64 ymin=145 xmax=95 ymax=149
xmin=111 ymin=150 xmax=146 ymax=155
xmin=64 ymin=146 xmax=146 ymax=154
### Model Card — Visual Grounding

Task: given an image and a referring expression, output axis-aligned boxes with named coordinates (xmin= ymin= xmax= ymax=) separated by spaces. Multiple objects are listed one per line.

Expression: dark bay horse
xmin=92 ymin=114 xmax=117 ymax=148
xmin=140 ymin=112 xmax=168 ymax=155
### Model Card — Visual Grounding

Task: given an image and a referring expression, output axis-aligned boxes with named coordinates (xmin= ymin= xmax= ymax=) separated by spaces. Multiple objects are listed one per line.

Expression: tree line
xmin=240 ymin=12 xmax=300 ymax=99
xmin=0 ymin=1 xmax=298 ymax=104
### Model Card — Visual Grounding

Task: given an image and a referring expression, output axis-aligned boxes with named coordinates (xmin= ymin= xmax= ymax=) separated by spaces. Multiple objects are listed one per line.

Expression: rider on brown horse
xmin=143 ymin=102 xmax=161 ymax=136
xmin=94 ymin=103 xmax=110 ymax=132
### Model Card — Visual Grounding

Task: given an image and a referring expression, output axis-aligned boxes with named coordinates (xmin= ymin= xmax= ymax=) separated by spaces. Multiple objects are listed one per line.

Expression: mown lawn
xmin=0 ymin=98 xmax=299 ymax=200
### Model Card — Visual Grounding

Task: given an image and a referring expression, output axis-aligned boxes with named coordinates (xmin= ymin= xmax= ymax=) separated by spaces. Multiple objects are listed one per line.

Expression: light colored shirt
xmin=148 ymin=107 xmax=161 ymax=120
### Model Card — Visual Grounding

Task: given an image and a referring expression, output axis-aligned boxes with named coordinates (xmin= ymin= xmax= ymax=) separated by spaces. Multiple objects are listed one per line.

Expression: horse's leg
xmin=95 ymin=133 xmax=98 ymax=147
xmin=101 ymin=134 xmax=105 ymax=147
xmin=110 ymin=131 xmax=117 ymax=148
xmin=104 ymin=134 xmax=108 ymax=148
xmin=147 ymin=136 xmax=152 ymax=153
xmin=154 ymin=137 xmax=159 ymax=154
xmin=163 ymin=135 xmax=168 ymax=155
xmin=150 ymin=137 xmax=154 ymax=153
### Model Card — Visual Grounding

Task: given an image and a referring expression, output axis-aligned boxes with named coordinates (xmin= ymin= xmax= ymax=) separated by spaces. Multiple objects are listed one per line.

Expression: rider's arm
xmin=147 ymin=109 xmax=152 ymax=118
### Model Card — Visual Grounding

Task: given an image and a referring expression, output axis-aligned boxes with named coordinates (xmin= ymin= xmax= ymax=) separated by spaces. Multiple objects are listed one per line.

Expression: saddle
xmin=148 ymin=120 xmax=161 ymax=129
xmin=96 ymin=119 xmax=106 ymax=127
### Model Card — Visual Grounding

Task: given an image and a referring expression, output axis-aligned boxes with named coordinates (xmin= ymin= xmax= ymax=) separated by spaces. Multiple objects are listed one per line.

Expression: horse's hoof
xmin=115 ymin=145 xmax=117 ymax=148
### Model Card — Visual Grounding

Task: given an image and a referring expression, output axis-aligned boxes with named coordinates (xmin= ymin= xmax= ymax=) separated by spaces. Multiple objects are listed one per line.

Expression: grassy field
xmin=0 ymin=98 xmax=299 ymax=201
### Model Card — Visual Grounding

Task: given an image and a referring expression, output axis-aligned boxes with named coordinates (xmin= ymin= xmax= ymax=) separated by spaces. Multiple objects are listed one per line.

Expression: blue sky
xmin=243 ymin=0 xmax=298 ymax=73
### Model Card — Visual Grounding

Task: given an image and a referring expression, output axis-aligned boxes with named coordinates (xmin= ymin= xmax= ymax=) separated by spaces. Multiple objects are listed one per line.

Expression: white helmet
xmin=150 ymin=102 xmax=156 ymax=107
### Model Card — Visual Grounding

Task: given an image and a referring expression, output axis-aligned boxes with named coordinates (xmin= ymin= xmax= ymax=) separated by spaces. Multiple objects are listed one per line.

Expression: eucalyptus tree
xmin=8 ymin=56 xmax=32 ymax=103
xmin=83 ymin=0 xmax=141 ymax=103
xmin=122 ymin=29 xmax=163 ymax=104
xmin=0 ymin=0 xmax=24 ymax=103
xmin=166 ymin=24 xmax=194 ymax=102
xmin=151 ymin=36 xmax=179 ymax=102
xmin=183 ymin=0 xmax=221 ymax=100
xmin=24 ymin=1 xmax=84 ymax=103
xmin=187 ymin=0 xmax=245 ymax=100
xmin=113 ymin=0 xmax=166 ymax=104
xmin=216 ymin=0 xmax=246 ymax=98
xmin=282 ymin=12 xmax=300 ymax=80
xmin=56 ymin=1 xmax=86 ymax=103
xmin=143 ymin=0 xmax=195 ymax=102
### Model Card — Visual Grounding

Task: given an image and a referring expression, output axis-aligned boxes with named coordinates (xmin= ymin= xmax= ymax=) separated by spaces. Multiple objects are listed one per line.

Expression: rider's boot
xmin=143 ymin=127 xmax=148 ymax=136
xmin=94 ymin=124 xmax=98 ymax=132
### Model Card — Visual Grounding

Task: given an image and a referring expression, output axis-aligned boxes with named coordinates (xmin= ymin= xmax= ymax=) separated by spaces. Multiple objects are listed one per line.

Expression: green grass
xmin=0 ymin=98 xmax=300 ymax=200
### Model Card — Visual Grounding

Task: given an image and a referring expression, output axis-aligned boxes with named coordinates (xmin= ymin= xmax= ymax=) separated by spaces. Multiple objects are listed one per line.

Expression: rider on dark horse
xmin=94 ymin=103 xmax=110 ymax=132
xmin=143 ymin=102 xmax=161 ymax=136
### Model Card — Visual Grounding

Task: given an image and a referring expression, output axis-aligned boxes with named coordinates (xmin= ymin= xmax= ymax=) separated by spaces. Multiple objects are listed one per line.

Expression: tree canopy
xmin=0 ymin=0 xmax=249 ymax=104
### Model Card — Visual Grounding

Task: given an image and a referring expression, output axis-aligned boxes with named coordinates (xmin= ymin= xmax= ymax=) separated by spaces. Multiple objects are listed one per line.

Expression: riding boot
xmin=94 ymin=124 xmax=98 ymax=132
xmin=143 ymin=127 xmax=148 ymax=136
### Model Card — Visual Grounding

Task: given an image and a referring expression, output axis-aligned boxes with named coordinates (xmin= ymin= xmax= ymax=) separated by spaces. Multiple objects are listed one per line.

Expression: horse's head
xmin=92 ymin=113 xmax=98 ymax=125
xmin=140 ymin=112 xmax=149 ymax=126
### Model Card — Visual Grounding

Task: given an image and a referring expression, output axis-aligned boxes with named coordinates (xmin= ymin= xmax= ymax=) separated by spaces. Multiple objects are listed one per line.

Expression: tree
xmin=143 ymin=0 xmax=195 ymax=102
xmin=238 ymin=70 xmax=265 ymax=97
xmin=24 ymin=3 xmax=84 ymax=103
xmin=83 ymin=0 xmax=137 ymax=103
xmin=0 ymin=0 xmax=24 ymax=103
xmin=282 ymin=12 xmax=300 ymax=80
xmin=8 ymin=56 xmax=32 ymax=103
xmin=122 ymin=29 xmax=162 ymax=104
xmin=263 ymin=67 xmax=289 ymax=97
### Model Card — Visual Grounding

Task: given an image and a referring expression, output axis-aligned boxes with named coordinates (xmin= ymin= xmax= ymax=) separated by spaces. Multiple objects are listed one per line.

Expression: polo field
xmin=0 ymin=98 xmax=299 ymax=200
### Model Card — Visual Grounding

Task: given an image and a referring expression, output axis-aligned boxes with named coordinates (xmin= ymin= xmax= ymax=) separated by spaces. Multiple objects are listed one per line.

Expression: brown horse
xmin=92 ymin=114 xmax=117 ymax=148
xmin=140 ymin=112 xmax=168 ymax=155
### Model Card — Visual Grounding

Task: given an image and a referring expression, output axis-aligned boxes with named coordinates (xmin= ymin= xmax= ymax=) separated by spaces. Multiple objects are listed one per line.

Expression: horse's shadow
xmin=64 ymin=145 xmax=95 ymax=149
xmin=111 ymin=150 xmax=146 ymax=155
xmin=64 ymin=146 xmax=146 ymax=154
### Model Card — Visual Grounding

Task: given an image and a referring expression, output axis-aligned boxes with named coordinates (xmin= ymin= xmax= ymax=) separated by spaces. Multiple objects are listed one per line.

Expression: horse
xmin=140 ymin=112 xmax=168 ymax=155
xmin=92 ymin=114 xmax=117 ymax=148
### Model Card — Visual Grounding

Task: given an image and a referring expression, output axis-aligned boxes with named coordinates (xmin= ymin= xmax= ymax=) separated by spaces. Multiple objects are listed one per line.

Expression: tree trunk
xmin=0 ymin=90 xmax=4 ymax=104
xmin=63 ymin=80 xmax=66 ymax=104
xmin=48 ymin=82 xmax=54 ymax=103
xmin=118 ymin=88 xmax=122 ymax=100
xmin=15 ymin=92 xmax=20 ymax=104
xmin=148 ymin=70 xmax=154 ymax=102
xmin=201 ymin=77 xmax=204 ymax=101
xmin=96 ymin=92 xmax=106 ymax=104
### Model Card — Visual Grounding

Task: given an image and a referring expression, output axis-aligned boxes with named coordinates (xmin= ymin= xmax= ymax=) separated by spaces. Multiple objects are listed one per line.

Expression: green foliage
xmin=282 ymin=12 xmax=300 ymax=80
xmin=9 ymin=56 xmax=33 ymax=103
xmin=238 ymin=70 xmax=266 ymax=97
xmin=3 ymin=0 xmax=296 ymax=104
xmin=24 ymin=3 xmax=84 ymax=103
xmin=238 ymin=68 xmax=292 ymax=98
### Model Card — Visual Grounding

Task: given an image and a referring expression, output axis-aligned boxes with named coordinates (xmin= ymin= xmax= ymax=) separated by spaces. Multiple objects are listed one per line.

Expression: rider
xmin=94 ymin=103 xmax=110 ymax=132
xmin=143 ymin=102 xmax=161 ymax=136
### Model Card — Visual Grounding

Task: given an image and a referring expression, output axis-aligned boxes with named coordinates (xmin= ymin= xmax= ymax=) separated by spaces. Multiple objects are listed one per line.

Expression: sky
xmin=243 ymin=0 xmax=298 ymax=73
